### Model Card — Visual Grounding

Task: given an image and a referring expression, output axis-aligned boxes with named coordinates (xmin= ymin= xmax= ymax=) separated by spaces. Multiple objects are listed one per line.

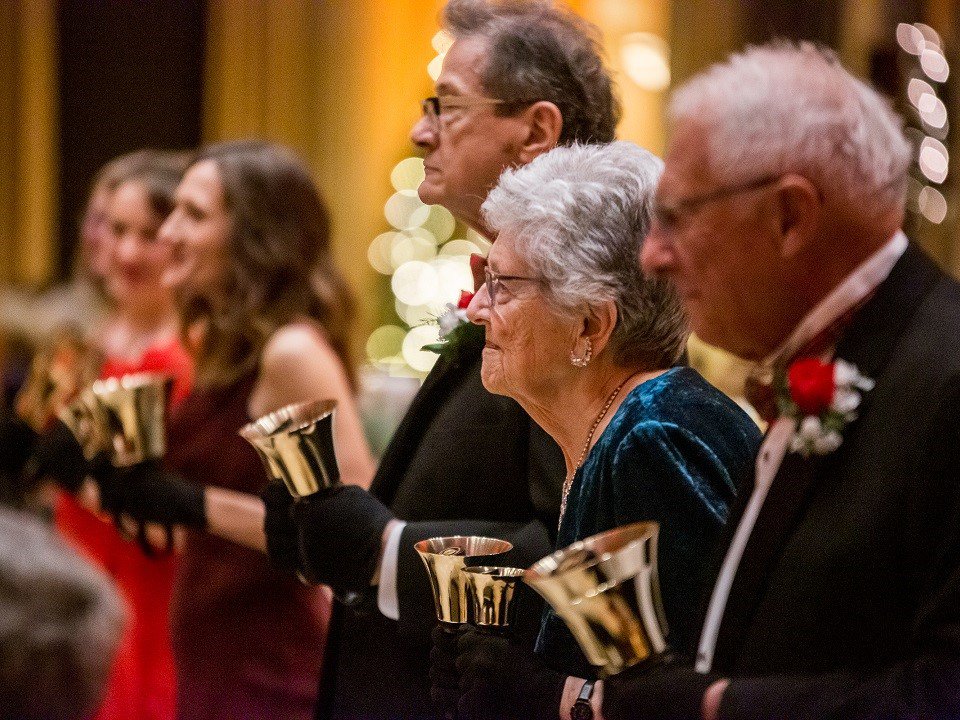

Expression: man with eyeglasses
xmin=596 ymin=42 xmax=960 ymax=720
xmin=262 ymin=1 xmax=620 ymax=718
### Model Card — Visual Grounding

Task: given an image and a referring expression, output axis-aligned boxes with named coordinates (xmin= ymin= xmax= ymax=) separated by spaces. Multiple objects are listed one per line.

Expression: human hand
xmin=456 ymin=627 xmax=565 ymax=720
xmin=429 ymin=624 xmax=462 ymax=719
xmin=262 ymin=480 xmax=301 ymax=573
xmin=293 ymin=484 xmax=394 ymax=594
xmin=601 ymin=662 xmax=718 ymax=720
xmin=22 ymin=418 xmax=88 ymax=493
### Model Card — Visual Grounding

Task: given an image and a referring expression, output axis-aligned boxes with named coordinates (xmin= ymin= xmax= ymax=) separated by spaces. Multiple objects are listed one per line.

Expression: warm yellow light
xmin=391 ymin=157 xmax=426 ymax=192
xmin=620 ymin=33 xmax=670 ymax=91
xmin=402 ymin=325 xmax=442 ymax=372
xmin=390 ymin=230 xmax=438 ymax=268
xmin=428 ymin=54 xmax=446 ymax=82
xmin=392 ymin=260 xmax=439 ymax=305
xmin=368 ymin=231 xmax=398 ymax=275
xmin=432 ymin=30 xmax=454 ymax=55
xmin=419 ymin=204 xmax=456 ymax=244
xmin=366 ymin=325 xmax=407 ymax=361
xmin=439 ymin=238 xmax=483 ymax=259
xmin=385 ymin=190 xmax=430 ymax=230
xmin=431 ymin=258 xmax=474 ymax=304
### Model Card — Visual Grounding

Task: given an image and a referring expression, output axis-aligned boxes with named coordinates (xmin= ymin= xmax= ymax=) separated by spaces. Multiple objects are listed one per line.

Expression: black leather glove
xmin=90 ymin=459 xmax=206 ymax=554
xmin=262 ymin=480 xmax=301 ymax=573
xmin=601 ymin=662 xmax=718 ymax=720
xmin=293 ymin=484 xmax=394 ymax=595
xmin=430 ymin=624 xmax=463 ymax=719
xmin=0 ymin=412 xmax=37 ymax=479
xmin=456 ymin=627 xmax=565 ymax=720
xmin=22 ymin=418 xmax=89 ymax=493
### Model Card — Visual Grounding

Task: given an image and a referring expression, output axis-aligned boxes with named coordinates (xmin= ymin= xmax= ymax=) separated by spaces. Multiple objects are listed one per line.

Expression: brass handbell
xmin=59 ymin=372 xmax=172 ymax=466
xmin=524 ymin=521 xmax=668 ymax=677
xmin=462 ymin=566 xmax=525 ymax=631
xmin=239 ymin=399 xmax=339 ymax=498
xmin=414 ymin=536 xmax=513 ymax=626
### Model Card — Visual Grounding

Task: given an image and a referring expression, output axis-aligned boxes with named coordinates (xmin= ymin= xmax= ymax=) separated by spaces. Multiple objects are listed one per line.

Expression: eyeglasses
xmin=484 ymin=264 xmax=539 ymax=306
xmin=651 ymin=174 xmax=783 ymax=231
xmin=420 ymin=95 xmax=507 ymax=129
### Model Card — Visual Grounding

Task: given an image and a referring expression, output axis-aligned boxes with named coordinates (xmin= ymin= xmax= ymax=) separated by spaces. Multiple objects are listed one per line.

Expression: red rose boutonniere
xmin=421 ymin=291 xmax=484 ymax=362
xmin=775 ymin=357 xmax=875 ymax=457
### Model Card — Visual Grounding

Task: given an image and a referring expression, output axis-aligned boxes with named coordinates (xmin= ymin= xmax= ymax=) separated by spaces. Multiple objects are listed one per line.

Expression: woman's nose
xmin=466 ymin=283 xmax=491 ymax=324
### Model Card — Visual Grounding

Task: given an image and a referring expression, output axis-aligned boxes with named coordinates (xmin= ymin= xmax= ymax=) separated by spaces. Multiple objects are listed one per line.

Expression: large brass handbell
xmin=58 ymin=372 xmax=172 ymax=466
xmin=463 ymin=566 xmax=525 ymax=632
xmin=414 ymin=537 xmax=514 ymax=626
xmin=238 ymin=399 xmax=339 ymax=498
xmin=524 ymin=521 xmax=668 ymax=677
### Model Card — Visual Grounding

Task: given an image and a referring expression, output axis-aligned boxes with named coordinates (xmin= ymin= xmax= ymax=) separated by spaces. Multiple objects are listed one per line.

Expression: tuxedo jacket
xmin=705 ymin=243 xmax=960 ymax=719
xmin=318 ymin=341 xmax=564 ymax=720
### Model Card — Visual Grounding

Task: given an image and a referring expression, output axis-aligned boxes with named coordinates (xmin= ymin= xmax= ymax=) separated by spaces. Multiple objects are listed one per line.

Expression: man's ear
xmin=579 ymin=299 xmax=618 ymax=359
xmin=776 ymin=174 xmax=821 ymax=259
xmin=517 ymin=101 xmax=563 ymax=163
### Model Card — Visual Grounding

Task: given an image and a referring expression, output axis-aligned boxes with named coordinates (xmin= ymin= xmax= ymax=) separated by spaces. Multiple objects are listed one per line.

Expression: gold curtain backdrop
xmin=0 ymin=0 xmax=57 ymax=288
xmin=0 ymin=0 xmax=958 ymax=392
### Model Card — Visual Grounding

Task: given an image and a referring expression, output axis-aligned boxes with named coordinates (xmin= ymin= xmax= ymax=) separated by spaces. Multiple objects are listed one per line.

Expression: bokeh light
xmin=620 ymin=33 xmax=670 ymax=91
xmin=921 ymin=47 xmax=950 ymax=82
xmin=896 ymin=23 xmax=926 ymax=56
xmin=402 ymin=325 xmax=442 ymax=372
xmin=919 ymin=136 xmax=949 ymax=184
xmin=366 ymin=325 xmax=407 ymax=362
xmin=391 ymin=157 xmax=426 ymax=192
xmin=385 ymin=189 xmax=431 ymax=230
xmin=392 ymin=261 xmax=439 ymax=305
xmin=918 ymin=185 xmax=948 ymax=224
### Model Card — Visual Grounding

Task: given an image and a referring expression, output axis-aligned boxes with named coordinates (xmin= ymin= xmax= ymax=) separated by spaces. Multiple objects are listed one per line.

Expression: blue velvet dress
xmin=534 ymin=366 xmax=761 ymax=679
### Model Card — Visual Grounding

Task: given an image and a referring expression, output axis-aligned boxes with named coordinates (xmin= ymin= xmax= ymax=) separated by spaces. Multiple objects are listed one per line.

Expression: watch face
xmin=571 ymin=700 xmax=594 ymax=720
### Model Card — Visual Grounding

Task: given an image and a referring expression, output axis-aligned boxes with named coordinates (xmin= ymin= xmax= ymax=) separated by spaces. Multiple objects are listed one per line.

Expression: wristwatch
xmin=571 ymin=679 xmax=595 ymax=720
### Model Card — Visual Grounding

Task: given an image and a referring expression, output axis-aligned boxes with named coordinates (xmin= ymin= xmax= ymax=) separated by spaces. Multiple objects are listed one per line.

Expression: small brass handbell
xmin=238 ymin=399 xmax=339 ymax=498
xmin=463 ymin=566 xmax=525 ymax=631
xmin=57 ymin=388 xmax=107 ymax=461
xmin=524 ymin=521 xmax=668 ymax=677
xmin=414 ymin=537 xmax=514 ymax=626
xmin=89 ymin=373 xmax=173 ymax=467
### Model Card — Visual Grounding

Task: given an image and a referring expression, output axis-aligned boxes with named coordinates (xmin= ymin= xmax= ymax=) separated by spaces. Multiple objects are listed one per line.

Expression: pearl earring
xmin=570 ymin=339 xmax=592 ymax=368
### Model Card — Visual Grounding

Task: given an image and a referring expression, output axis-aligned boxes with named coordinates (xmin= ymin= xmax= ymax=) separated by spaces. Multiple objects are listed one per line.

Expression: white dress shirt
xmin=695 ymin=231 xmax=908 ymax=673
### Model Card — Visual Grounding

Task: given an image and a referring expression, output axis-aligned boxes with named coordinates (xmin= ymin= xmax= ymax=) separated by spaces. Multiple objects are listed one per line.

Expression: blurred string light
xmin=620 ymin=32 xmax=670 ymax=91
xmin=898 ymin=22 xmax=951 ymax=225
xmin=366 ymin=154 xmax=483 ymax=374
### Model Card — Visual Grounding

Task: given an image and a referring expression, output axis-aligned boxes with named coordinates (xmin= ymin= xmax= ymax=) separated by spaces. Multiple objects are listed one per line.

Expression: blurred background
xmin=0 ymin=0 xmax=956 ymax=441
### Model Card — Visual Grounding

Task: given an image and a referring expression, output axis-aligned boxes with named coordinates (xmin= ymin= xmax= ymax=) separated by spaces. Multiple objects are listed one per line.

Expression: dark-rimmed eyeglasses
xmin=484 ymin=264 xmax=539 ymax=306
xmin=420 ymin=95 xmax=507 ymax=128
xmin=652 ymin=174 xmax=784 ymax=231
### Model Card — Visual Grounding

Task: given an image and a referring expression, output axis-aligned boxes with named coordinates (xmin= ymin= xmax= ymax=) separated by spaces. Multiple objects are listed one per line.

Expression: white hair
xmin=670 ymin=41 xmax=911 ymax=215
xmin=0 ymin=507 xmax=125 ymax=720
xmin=482 ymin=141 xmax=689 ymax=369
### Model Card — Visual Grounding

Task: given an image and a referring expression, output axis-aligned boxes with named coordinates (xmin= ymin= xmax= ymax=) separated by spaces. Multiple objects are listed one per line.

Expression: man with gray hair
xmin=260 ymin=1 xmax=621 ymax=718
xmin=599 ymin=41 xmax=960 ymax=720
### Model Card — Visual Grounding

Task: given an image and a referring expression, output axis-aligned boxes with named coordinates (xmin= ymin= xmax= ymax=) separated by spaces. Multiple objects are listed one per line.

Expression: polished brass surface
xmin=414 ymin=536 xmax=514 ymax=626
xmin=239 ymin=399 xmax=339 ymax=498
xmin=463 ymin=566 xmax=525 ymax=629
xmin=58 ymin=372 xmax=171 ymax=465
xmin=524 ymin=521 xmax=668 ymax=677
xmin=89 ymin=373 xmax=173 ymax=466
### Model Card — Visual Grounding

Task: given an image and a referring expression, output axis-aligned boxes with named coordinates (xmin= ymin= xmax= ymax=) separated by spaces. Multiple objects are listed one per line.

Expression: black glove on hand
xmin=601 ymin=662 xmax=718 ymax=720
xmin=22 ymin=418 xmax=88 ymax=493
xmin=293 ymin=484 xmax=394 ymax=594
xmin=262 ymin=480 xmax=301 ymax=574
xmin=456 ymin=627 xmax=565 ymax=720
xmin=91 ymin=459 xmax=207 ymax=531
xmin=0 ymin=413 xmax=37 ymax=480
xmin=430 ymin=624 xmax=463 ymax=719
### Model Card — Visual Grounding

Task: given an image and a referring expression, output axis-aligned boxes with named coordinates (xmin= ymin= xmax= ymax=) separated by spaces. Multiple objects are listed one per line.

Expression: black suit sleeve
xmin=395 ymin=518 xmax=554 ymax=642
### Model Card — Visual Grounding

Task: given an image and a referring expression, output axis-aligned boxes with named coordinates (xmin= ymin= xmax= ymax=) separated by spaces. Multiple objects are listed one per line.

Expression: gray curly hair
xmin=482 ymin=141 xmax=689 ymax=369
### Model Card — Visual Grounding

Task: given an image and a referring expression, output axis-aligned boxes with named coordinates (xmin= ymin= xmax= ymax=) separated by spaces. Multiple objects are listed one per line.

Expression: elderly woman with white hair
xmin=429 ymin=141 xmax=761 ymax=720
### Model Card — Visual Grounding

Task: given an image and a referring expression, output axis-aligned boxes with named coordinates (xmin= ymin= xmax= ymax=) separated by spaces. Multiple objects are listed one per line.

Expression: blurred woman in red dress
xmin=55 ymin=150 xmax=192 ymax=720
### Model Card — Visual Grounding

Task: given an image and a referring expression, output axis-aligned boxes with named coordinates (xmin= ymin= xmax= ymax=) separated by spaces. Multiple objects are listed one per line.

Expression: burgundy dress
xmin=166 ymin=372 xmax=329 ymax=720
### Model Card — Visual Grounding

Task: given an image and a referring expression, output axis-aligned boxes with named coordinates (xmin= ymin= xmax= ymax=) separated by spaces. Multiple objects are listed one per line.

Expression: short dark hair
xmin=443 ymin=0 xmax=620 ymax=144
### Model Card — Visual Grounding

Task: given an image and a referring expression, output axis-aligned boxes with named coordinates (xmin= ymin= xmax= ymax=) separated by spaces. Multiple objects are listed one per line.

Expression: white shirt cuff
xmin=377 ymin=520 xmax=407 ymax=621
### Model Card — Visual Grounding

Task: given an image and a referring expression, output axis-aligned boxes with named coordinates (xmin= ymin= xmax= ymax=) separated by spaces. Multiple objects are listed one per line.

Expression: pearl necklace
xmin=558 ymin=372 xmax=639 ymax=528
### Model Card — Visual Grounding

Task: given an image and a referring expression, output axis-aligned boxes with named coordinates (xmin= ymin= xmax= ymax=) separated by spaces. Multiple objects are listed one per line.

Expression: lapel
xmin=710 ymin=242 xmax=943 ymax=669
xmin=369 ymin=341 xmax=483 ymax=506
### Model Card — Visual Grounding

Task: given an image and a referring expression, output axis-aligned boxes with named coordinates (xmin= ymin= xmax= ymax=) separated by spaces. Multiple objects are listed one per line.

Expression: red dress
xmin=166 ymin=371 xmax=329 ymax=720
xmin=55 ymin=337 xmax=193 ymax=720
